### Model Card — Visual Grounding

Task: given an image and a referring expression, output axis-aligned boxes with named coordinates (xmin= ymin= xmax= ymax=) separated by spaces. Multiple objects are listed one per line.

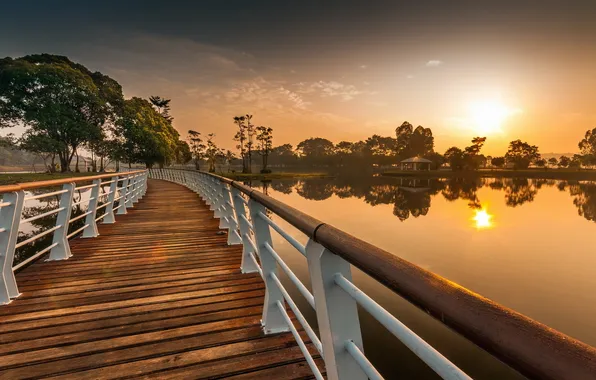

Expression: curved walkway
xmin=0 ymin=179 xmax=320 ymax=379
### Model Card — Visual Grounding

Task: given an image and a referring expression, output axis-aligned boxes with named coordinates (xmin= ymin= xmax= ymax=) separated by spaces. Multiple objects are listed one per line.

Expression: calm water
xmin=251 ymin=176 xmax=596 ymax=379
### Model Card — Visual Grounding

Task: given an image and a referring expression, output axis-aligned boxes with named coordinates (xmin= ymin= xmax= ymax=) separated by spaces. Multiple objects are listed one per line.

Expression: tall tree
xmin=205 ymin=133 xmax=220 ymax=172
xmin=174 ymin=140 xmax=192 ymax=165
xmin=578 ymin=127 xmax=596 ymax=166
xmin=491 ymin=156 xmax=506 ymax=169
xmin=395 ymin=121 xmax=414 ymax=157
xmin=548 ymin=157 xmax=558 ymax=167
xmin=233 ymin=116 xmax=248 ymax=173
xmin=256 ymin=126 xmax=273 ymax=172
xmin=187 ymin=130 xmax=206 ymax=170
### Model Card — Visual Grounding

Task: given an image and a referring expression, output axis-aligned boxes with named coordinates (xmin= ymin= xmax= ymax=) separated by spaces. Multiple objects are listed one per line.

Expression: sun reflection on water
xmin=473 ymin=207 xmax=493 ymax=229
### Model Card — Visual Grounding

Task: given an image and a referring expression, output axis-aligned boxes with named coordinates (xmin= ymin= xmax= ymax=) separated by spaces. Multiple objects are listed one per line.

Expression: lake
xmin=249 ymin=175 xmax=596 ymax=379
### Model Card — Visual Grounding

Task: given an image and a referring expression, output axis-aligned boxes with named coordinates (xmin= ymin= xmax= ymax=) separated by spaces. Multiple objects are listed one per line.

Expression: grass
xmin=219 ymin=172 xmax=332 ymax=181
xmin=0 ymin=172 xmax=99 ymax=186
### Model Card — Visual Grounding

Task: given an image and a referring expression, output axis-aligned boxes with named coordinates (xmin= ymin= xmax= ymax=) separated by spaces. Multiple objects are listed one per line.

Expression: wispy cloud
xmin=360 ymin=65 xmax=367 ymax=69
xmin=425 ymin=60 xmax=443 ymax=67
xmin=295 ymin=80 xmax=373 ymax=101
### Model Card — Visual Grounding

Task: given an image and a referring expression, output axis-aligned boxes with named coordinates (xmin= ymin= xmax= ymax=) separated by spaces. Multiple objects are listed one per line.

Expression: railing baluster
xmin=306 ymin=239 xmax=367 ymax=380
xmin=48 ymin=183 xmax=75 ymax=261
xmin=102 ymin=175 xmax=119 ymax=224
xmin=221 ymin=184 xmax=241 ymax=245
xmin=232 ymin=187 xmax=258 ymax=272
xmin=0 ymin=190 xmax=24 ymax=303
xmin=82 ymin=179 xmax=101 ymax=238
xmin=117 ymin=176 xmax=129 ymax=215
xmin=248 ymin=198 xmax=289 ymax=334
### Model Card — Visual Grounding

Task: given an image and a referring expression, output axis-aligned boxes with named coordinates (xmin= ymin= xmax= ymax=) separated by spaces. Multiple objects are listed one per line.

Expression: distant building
xmin=400 ymin=157 xmax=432 ymax=171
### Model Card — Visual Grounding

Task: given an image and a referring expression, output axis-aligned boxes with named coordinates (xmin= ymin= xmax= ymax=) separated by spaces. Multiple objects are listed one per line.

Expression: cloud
xmin=295 ymin=80 xmax=373 ymax=101
xmin=425 ymin=60 xmax=443 ymax=67
xmin=360 ymin=65 xmax=367 ymax=69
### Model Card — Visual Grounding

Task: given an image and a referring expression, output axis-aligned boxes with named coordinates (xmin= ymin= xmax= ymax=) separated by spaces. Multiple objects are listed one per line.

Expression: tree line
xmin=0 ymin=54 xmax=191 ymax=172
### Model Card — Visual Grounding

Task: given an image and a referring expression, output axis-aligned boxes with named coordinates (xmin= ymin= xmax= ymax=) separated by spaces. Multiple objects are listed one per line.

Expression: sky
xmin=1 ymin=0 xmax=595 ymax=155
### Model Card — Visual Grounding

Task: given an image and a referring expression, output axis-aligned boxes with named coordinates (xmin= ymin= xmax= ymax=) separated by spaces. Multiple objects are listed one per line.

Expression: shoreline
xmin=382 ymin=169 xmax=596 ymax=180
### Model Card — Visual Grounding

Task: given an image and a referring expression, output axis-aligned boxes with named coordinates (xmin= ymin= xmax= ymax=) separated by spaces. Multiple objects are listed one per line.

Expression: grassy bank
xmin=220 ymin=172 xmax=332 ymax=181
xmin=382 ymin=169 xmax=596 ymax=180
xmin=0 ymin=172 xmax=99 ymax=186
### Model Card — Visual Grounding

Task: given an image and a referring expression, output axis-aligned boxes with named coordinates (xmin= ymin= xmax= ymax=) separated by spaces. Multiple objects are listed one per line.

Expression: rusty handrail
xmin=185 ymin=169 xmax=596 ymax=380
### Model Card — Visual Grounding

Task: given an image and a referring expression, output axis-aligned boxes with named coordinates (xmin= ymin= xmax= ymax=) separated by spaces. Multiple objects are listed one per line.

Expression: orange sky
xmin=1 ymin=1 xmax=595 ymax=156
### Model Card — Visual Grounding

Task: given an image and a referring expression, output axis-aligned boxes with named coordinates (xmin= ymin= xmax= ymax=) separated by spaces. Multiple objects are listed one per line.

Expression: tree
xmin=205 ymin=133 xmax=221 ymax=172
xmin=491 ymin=156 xmax=506 ymax=169
xmin=269 ymin=144 xmax=296 ymax=166
xmin=395 ymin=121 xmax=414 ymax=157
xmin=245 ymin=114 xmax=255 ymax=173
xmin=116 ymin=97 xmax=179 ymax=168
xmin=233 ymin=116 xmax=249 ymax=173
xmin=0 ymin=54 xmax=124 ymax=172
xmin=579 ymin=128 xmax=596 ymax=163
xmin=570 ymin=154 xmax=583 ymax=169
xmin=505 ymin=140 xmax=540 ymax=169
xmin=365 ymin=135 xmax=397 ymax=166
xmin=297 ymin=137 xmax=335 ymax=166
xmin=425 ymin=151 xmax=445 ymax=170
xmin=535 ymin=158 xmax=547 ymax=170
xmin=224 ymin=150 xmax=236 ymax=172
xmin=19 ymin=131 xmax=60 ymax=172
xmin=256 ymin=126 xmax=273 ymax=173
xmin=548 ymin=157 xmax=558 ymax=167
xmin=187 ymin=130 xmax=206 ymax=170
xmin=149 ymin=96 xmax=173 ymax=123
xmin=394 ymin=121 xmax=434 ymax=158
xmin=174 ymin=140 xmax=192 ymax=165
xmin=558 ymin=155 xmax=570 ymax=168
xmin=444 ymin=147 xmax=465 ymax=170
xmin=463 ymin=137 xmax=487 ymax=169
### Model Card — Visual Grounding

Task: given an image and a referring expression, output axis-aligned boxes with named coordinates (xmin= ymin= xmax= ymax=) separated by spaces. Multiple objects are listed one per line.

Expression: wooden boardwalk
xmin=0 ymin=179 xmax=320 ymax=379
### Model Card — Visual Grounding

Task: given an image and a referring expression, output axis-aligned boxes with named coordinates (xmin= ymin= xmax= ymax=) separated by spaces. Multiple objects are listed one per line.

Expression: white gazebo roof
xmin=401 ymin=156 xmax=432 ymax=163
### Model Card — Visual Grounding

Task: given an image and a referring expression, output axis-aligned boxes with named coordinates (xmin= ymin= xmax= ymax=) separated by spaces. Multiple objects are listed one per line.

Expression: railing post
xmin=306 ymin=239 xmax=366 ymax=380
xmin=132 ymin=174 xmax=141 ymax=203
xmin=0 ymin=190 xmax=24 ymax=303
xmin=48 ymin=183 xmax=75 ymax=261
xmin=232 ymin=187 xmax=258 ymax=273
xmin=82 ymin=179 xmax=101 ymax=238
xmin=117 ymin=176 xmax=129 ymax=215
xmin=102 ymin=175 xmax=119 ymax=224
xmin=248 ymin=199 xmax=289 ymax=334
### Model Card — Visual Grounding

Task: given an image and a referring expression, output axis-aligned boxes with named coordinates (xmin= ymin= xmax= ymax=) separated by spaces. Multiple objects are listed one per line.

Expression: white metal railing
xmin=149 ymin=168 xmax=470 ymax=380
xmin=150 ymin=168 xmax=596 ymax=380
xmin=0 ymin=170 xmax=148 ymax=302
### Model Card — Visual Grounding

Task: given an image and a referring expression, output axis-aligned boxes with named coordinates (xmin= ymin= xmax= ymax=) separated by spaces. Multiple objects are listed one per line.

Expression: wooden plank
xmin=0 ymin=179 xmax=318 ymax=379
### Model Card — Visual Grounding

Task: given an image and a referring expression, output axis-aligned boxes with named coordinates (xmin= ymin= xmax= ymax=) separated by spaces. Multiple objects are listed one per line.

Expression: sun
xmin=468 ymin=100 xmax=519 ymax=135
xmin=472 ymin=208 xmax=493 ymax=229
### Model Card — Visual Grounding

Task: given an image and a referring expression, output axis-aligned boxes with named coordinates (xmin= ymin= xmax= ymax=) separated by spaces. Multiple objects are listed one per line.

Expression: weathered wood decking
xmin=0 ymin=179 xmax=320 ymax=379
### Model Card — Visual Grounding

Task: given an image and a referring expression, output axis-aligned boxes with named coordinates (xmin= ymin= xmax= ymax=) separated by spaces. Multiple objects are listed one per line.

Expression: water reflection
xmin=472 ymin=208 xmax=493 ymax=229
xmin=249 ymin=176 xmax=596 ymax=224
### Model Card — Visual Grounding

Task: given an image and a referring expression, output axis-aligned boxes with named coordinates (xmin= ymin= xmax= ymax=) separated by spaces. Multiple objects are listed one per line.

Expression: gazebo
xmin=400 ymin=157 xmax=432 ymax=171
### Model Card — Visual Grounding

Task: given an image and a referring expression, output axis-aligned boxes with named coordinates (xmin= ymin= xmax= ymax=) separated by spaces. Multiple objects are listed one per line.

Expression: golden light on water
xmin=473 ymin=208 xmax=493 ymax=229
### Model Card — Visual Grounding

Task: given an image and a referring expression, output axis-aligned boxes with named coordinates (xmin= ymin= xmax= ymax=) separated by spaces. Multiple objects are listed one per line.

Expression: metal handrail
xmin=149 ymin=167 xmax=596 ymax=380
xmin=0 ymin=170 xmax=148 ymax=304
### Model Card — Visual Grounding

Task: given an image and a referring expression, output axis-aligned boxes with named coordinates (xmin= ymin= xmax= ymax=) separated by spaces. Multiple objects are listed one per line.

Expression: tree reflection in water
xmin=255 ymin=176 xmax=596 ymax=224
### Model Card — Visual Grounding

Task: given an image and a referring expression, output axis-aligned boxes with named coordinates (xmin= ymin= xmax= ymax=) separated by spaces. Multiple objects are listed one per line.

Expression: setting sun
xmin=473 ymin=208 xmax=493 ymax=229
xmin=468 ymin=100 xmax=519 ymax=135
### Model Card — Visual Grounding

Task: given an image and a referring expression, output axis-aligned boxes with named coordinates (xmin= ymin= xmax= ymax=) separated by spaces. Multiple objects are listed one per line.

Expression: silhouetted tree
xmin=558 ymin=155 xmax=570 ymax=168
xmin=505 ymin=140 xmax=540 ymax=169
xmin=491 ymin=156 xmax=506 ymax=169
xmin=188 ymin=130 xmax=206 ymax=170
xmin=548 ymin=157 xmax=558 ymax=167
xmin=256 ymin=126 xmax=273 ymax=172
xmin=149 ymin=96 xmax=173 ymax=123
